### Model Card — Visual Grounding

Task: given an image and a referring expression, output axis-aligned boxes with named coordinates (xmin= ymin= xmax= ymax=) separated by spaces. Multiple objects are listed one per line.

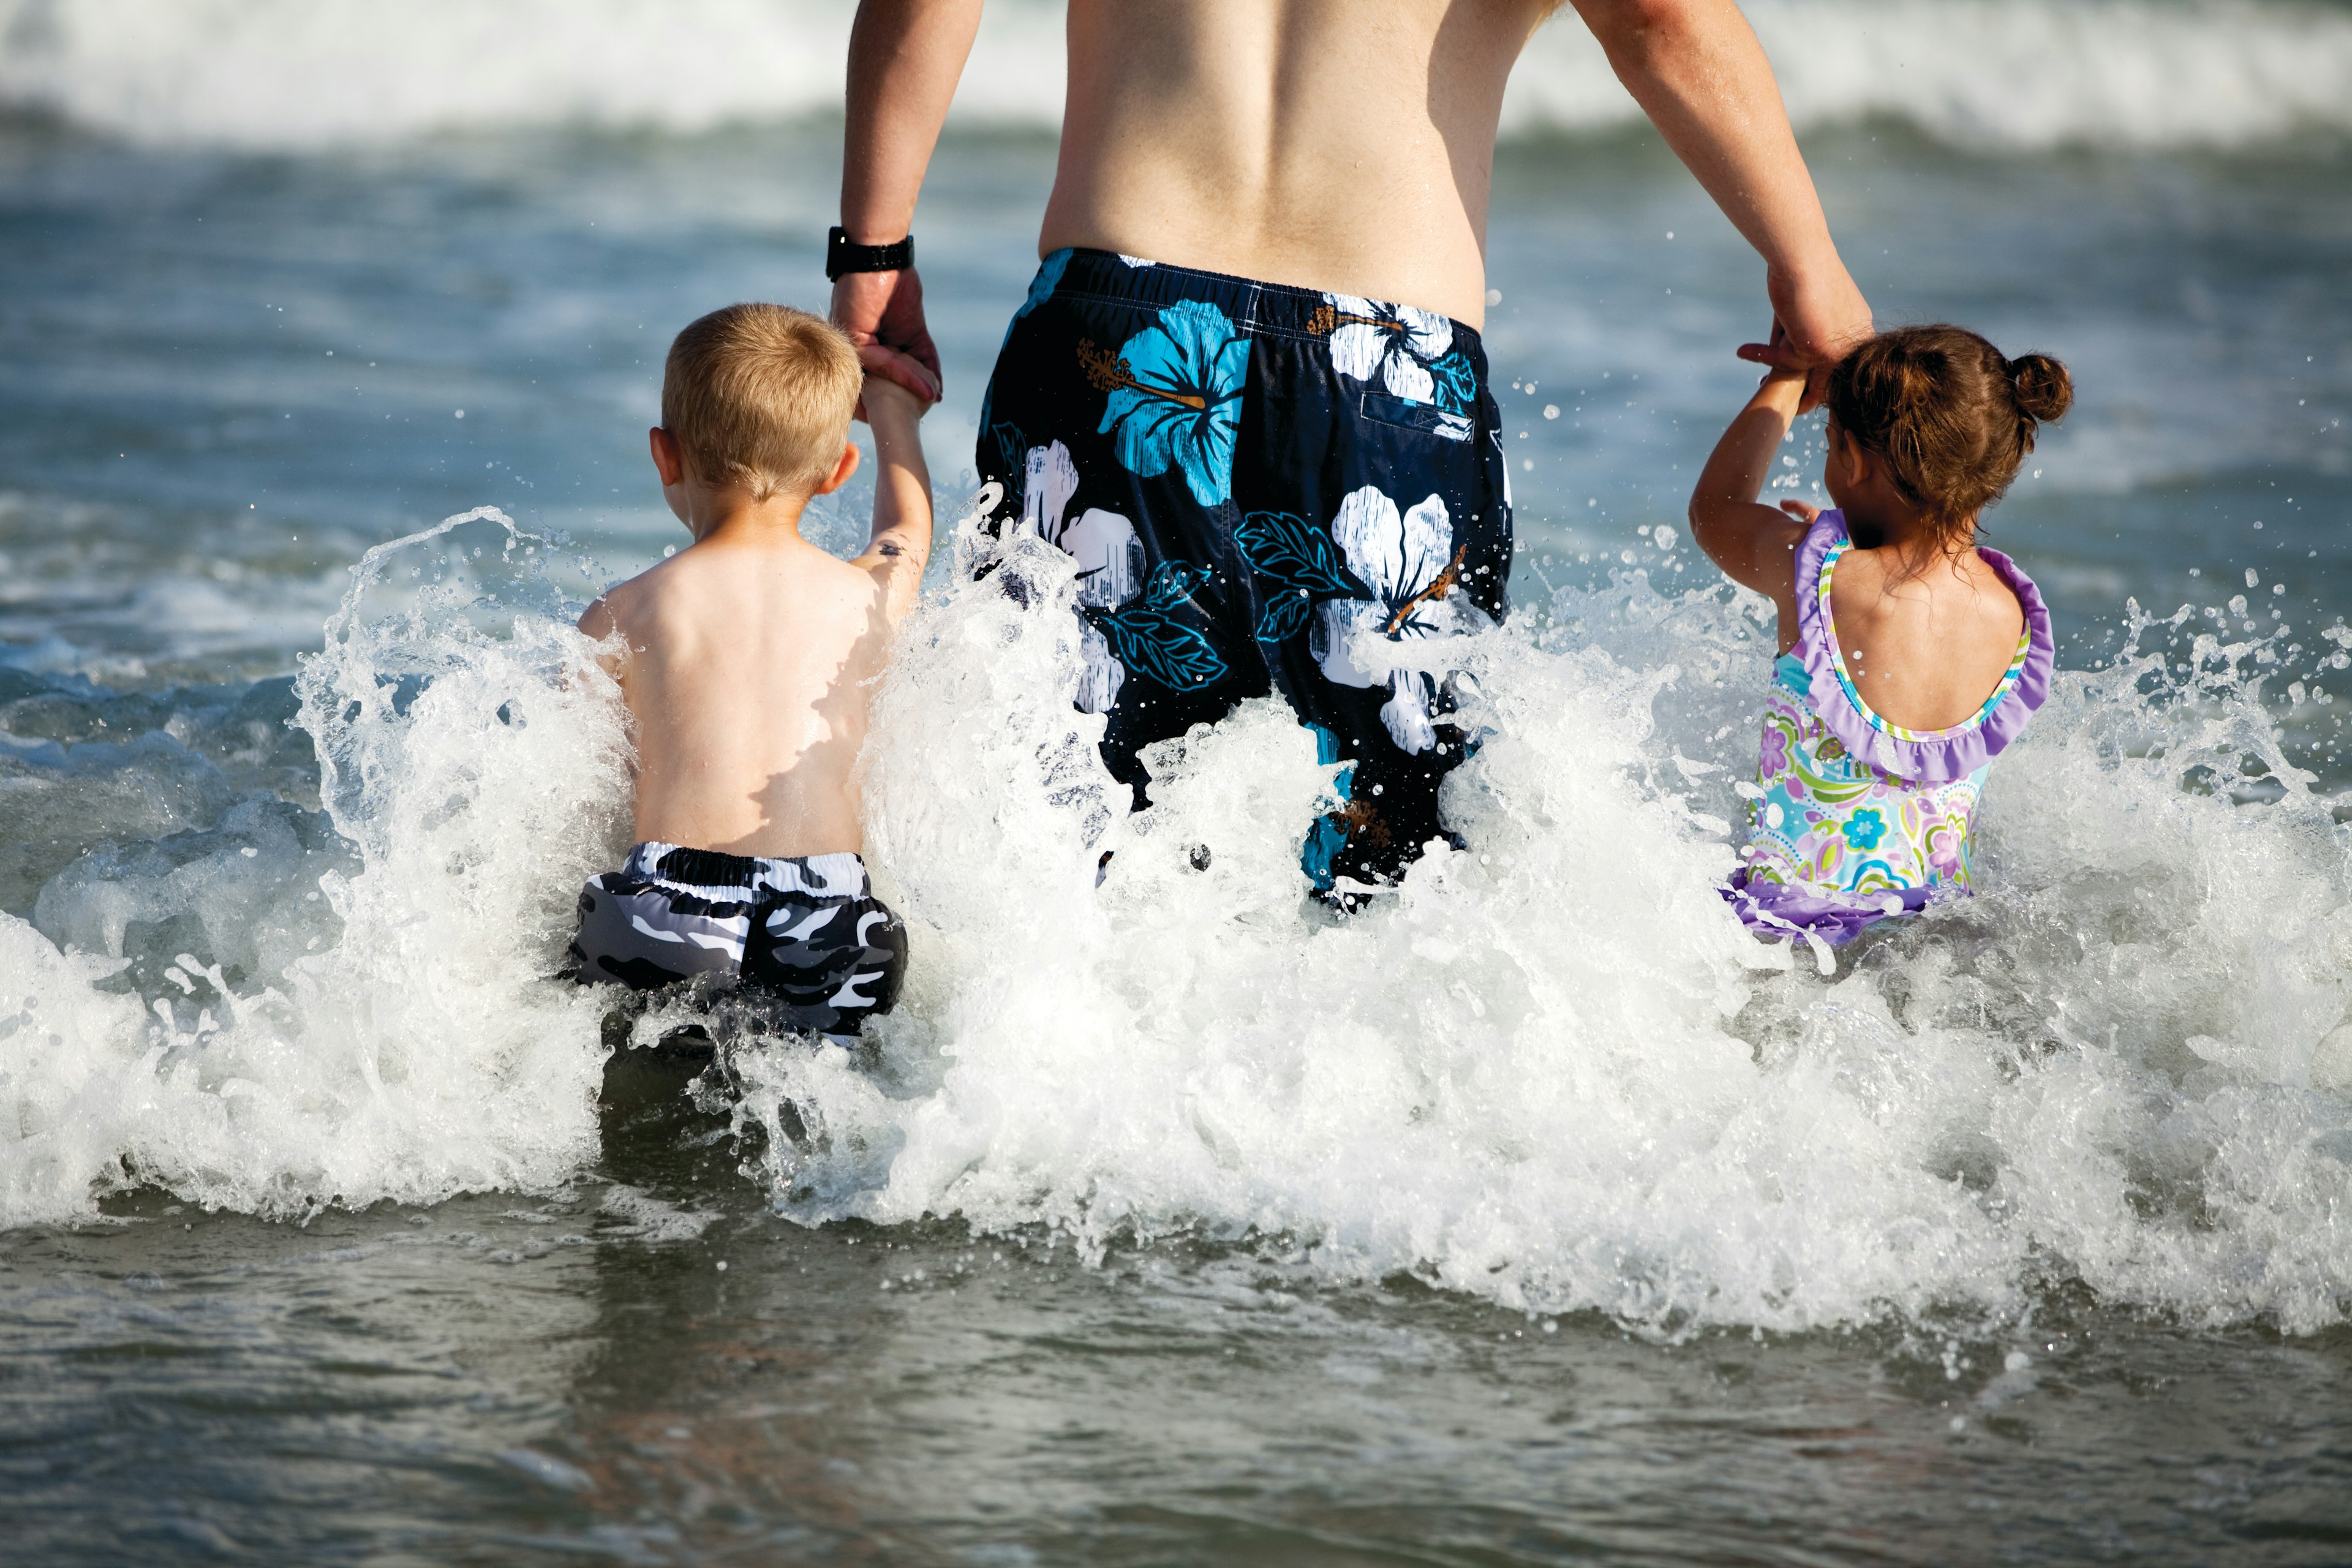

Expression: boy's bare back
xmin=580 ymin=356 xmax=931 ymax=861
xmin=586 ymin=529 xmax=883 ymax=857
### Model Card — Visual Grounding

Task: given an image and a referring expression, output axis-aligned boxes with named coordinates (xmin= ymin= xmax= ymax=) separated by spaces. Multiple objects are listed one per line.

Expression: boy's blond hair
xmin=661 ymin=303 xmax=862 ymax=499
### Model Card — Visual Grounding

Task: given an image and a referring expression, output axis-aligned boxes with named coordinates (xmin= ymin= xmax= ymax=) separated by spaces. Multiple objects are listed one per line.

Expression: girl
xmin=1689 ymin=325 xmax=2073 ymax=945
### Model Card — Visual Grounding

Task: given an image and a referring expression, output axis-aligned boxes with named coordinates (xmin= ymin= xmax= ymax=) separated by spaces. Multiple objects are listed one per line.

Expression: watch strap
xmin=826 ymin=227 xmax=914 ymax=281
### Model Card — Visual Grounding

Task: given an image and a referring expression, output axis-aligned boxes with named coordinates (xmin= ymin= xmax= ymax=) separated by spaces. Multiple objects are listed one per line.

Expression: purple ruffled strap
xmin=1792 ymin=511 xmax=2054 ymax=784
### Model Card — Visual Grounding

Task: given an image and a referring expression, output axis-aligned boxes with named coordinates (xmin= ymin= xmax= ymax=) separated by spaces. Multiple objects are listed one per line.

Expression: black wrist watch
xmin=826 ymin=227 xmax=914 ymax=281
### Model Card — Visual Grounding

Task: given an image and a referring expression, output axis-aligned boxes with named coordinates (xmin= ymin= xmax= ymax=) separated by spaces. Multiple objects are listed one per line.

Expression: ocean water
xmin=4 ymin=1 xmax=2352 ymax=1561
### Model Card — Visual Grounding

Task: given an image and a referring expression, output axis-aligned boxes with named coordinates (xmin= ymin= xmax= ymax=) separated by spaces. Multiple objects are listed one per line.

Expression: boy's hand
xmin=859 ymin=379 xmax=926 ymax=426
xmin=854 ymin=343 xmax=934 ymax=426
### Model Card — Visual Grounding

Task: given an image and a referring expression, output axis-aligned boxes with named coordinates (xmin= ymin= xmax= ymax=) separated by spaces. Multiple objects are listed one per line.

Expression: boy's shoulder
xmin=580 ymin=548 xmax=676 ymax=625
xmin=578 ymin=546 xmax=710 ymax=650
xmin=585 ymin=538 xmax=878 ymax=638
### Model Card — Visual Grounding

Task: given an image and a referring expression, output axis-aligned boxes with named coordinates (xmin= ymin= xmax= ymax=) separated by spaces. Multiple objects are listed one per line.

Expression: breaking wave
xmin=4 ymin=0 xmax=2350 ymax=152
xmin=7 ymin=503 xmax=2348 ymax=1343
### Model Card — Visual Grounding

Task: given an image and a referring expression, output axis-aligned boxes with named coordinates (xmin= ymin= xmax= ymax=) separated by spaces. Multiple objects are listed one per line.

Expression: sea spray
xmin=726 ymin=527 xmax=2352 ymax=1336
xmin=1 ymin=508 xmax=627 ymax=1223
xmin=3 ymin=503 xmax=2347 ymax=1337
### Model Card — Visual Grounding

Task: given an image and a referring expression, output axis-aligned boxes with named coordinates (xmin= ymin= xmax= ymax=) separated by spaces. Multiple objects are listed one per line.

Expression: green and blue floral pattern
xmin=1742 ymin=654 xmax=1985 ymax=898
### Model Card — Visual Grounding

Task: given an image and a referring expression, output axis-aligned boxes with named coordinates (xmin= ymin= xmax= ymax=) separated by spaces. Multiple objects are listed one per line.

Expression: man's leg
xmin=974 ymin=249 xmax=1275 ymax=804
xmin=1227 ymin=292 xmax=1514 ymax=891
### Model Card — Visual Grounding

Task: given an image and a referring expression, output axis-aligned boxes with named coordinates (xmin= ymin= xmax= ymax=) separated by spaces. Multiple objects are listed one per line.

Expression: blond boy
xmin=568 ymin=303 xmax=932 ymax=1042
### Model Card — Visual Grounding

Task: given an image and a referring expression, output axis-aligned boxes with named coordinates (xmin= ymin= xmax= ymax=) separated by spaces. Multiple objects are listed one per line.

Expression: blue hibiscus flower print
xmin=1084 ymin=300 xmax=1248 ymax=507
xmin=1842 ymin=809 xmax=1888 ymax=852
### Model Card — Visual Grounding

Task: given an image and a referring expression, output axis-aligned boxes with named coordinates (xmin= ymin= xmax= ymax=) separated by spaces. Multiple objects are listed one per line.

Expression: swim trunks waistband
xmin=620 ymin=841 xmax=872 ymax=903
xmin=1032 ymin=247 xmax=1488 ymax=350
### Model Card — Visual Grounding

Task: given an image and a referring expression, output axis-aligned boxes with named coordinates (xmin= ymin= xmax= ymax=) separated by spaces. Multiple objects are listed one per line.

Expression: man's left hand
xmin=1738 ymin=263 xmax=1872 ymax=412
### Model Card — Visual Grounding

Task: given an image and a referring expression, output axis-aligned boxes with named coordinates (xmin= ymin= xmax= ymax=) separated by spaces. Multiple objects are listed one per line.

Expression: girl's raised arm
xmin=1689 ymin=369 xmax=1814 ymax=650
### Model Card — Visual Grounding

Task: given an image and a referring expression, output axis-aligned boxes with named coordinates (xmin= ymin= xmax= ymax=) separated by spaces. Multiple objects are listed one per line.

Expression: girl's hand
xmin=1777 ymin=499 xmax=1820 ymax=524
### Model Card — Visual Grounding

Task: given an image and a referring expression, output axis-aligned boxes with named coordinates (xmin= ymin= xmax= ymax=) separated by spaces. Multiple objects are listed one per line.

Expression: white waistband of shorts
xmin=622 ymin=842 xmax=870 ymax=901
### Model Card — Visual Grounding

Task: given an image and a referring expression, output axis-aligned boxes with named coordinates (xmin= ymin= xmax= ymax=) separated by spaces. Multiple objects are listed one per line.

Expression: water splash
xmin=2 ymin=508 xmax=627 ymax=1223
xmin=5 ymin=502 xmax=2348 ymax=1341
xmin=731 ymin=526 xmax=2352 ymax=1338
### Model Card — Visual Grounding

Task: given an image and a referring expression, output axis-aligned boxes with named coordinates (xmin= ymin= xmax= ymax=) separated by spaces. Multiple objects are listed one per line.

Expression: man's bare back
xmin=581 ymin=378 xmax=931 ymax=859
xmin=839 ymin=0 xmax=1867 ymax=386
xmin=1045 ymin=0 xmax=1551 ymax=326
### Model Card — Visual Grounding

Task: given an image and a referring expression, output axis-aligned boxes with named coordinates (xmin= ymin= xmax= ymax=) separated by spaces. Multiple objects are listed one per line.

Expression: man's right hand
xmin=834 ymin=267 xmax=942 ymax=410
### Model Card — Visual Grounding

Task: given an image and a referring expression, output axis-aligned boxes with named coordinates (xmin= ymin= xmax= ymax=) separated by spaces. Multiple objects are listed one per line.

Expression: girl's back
xmin=1826 ymin=541 xmax=2022 ymax=733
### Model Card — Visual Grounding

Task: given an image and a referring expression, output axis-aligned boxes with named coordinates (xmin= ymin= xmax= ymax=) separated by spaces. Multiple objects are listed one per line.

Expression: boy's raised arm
xmin=1689 ymin=370 xmax=1812 ymax=639
xmin=855 ymin=376 xmax=934 ymax=624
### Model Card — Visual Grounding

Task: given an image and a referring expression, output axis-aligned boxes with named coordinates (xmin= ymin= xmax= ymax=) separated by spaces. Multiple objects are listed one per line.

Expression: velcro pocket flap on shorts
xmin=1360 ymin=391 xmax=1474 ymax=442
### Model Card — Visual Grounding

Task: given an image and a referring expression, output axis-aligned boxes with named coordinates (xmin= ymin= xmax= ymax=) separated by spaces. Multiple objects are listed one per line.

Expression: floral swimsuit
xmin=976 ymin=248 xmax=1514 ymax=891
xmin=1725 ymin=511 xmax=2054 ymax=945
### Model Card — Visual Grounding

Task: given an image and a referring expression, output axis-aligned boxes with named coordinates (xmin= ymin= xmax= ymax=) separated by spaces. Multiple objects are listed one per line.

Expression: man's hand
xmin=1738 ymin=262 xmax=1874 ymax=411
xmin=834 ymin=268 xmax=941 ymax=412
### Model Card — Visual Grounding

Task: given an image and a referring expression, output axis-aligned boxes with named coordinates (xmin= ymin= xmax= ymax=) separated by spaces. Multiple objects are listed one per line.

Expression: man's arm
xmin=1572 ymin=0 xmax=1871 ymax=404
xmin=853 ymin=376 xmax=935 ymax=624
xmin=833 ymin=0 xmax=985 ymax=402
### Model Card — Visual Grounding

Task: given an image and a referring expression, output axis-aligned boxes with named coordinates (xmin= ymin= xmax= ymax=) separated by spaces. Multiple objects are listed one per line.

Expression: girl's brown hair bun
xmin=1825 ymin=325 xmax=2072 ymax=548
xmin=2007 ymin=352 xmax=2074 ymax=425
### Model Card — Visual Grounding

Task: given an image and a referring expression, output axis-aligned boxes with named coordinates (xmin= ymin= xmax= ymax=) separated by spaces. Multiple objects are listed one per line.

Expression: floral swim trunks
xmin=975 ymin=248 xmax=1514 ymax=889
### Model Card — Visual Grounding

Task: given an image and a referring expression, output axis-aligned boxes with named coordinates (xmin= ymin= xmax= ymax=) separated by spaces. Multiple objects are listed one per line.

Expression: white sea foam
xmin=4 ymin=0 xmax=2348 ymax=152
xmin=728 ymin=518 xmax=2352 ymax=1336
xmin=4 ymin=505 xmax=2348 ymax=1340
xmin=1 ymin=509 xmax=627 ymax=1223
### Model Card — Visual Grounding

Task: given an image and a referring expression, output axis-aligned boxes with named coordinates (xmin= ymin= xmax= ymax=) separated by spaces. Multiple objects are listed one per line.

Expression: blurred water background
xmin=2 ymin=2 xmax=2351 ymax=1562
